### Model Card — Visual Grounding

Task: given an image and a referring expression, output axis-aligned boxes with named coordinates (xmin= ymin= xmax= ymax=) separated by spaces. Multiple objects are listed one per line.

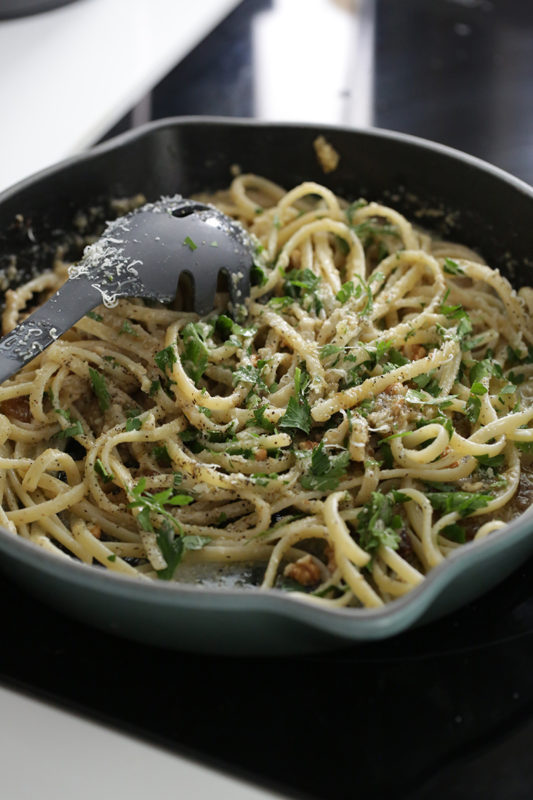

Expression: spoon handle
xmin=0 ymin=277 xmax=102 ymax=384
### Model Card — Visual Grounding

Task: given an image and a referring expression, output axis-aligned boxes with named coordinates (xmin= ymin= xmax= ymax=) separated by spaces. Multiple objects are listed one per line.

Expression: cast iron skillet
xmin=0 ymin=117 xmax=533 ymax=656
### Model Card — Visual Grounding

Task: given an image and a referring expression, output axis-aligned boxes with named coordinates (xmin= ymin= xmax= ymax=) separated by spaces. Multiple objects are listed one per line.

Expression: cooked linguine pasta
xmin=1 ymin=174 xmax=533 ymax=609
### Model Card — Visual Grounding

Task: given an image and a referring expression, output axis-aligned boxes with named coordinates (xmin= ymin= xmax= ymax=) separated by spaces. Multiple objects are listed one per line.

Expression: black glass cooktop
xmin=3 ymin=2 xmax=533 ymax=798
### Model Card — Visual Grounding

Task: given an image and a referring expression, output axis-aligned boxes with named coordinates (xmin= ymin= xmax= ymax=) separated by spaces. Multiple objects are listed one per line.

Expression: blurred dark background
xmin=106 ymin=0 xmax=533 ymax=185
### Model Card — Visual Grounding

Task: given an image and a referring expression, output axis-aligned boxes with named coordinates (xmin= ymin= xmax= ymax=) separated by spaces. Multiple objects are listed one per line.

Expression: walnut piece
xmin=284 ymin=554 xmax=322 ymax=586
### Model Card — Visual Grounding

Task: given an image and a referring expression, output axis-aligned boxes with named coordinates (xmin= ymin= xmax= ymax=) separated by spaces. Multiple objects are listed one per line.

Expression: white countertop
xmin=0 ymin=686 xmax=282 ymax=799
xmin=0 ymin=0 xmax=241 ymax=192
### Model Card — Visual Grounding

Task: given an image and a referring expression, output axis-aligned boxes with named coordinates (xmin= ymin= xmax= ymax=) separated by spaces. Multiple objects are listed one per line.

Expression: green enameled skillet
xmin=0 ymin=117 xmax=532 ymax=655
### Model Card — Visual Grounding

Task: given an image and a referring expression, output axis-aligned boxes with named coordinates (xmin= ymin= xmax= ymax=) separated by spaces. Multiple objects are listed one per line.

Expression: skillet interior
xmin=0 ymin=117 xmax=533 ymax=655
xmin=2 ymin=118 xmax=533 ymax=291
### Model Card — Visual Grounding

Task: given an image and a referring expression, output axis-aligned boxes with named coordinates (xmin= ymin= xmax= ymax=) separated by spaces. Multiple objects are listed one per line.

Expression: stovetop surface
xmin=3 ymin=1 xmax=533 ymax=798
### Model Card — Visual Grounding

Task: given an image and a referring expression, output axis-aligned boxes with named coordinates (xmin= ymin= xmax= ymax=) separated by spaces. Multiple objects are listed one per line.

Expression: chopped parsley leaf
xmin=336 ymin=273 xmax=382 ymax=315
xmin=55 ymin=420 xmax=84 ymax=439
xmin=405 ymin=388 xmax=453 ymax=406
xmin=425 ymin=490 xmax=493 ymax=517
xmin=153 ymin=445 xmax=171 ymax=466
xmin=233 ymin=361 xmax=268 ymax=394
xmin=155 ymin=345 xmax=177 ymax=375
xmin=215 ymin=315 xmax=256 ymax=343
xmin=125 ymin=416 xmax=142 ymax=432
xmin=279 ymin=394 xmax=311 ymax=434
xmin=88 ymin=367 xmax=110 ymax=412
xmin=252 ymin=405 xmax=276 ymax=433
xmin=440 ymin=523 xmax=466 ymax=543
xmin=476 ymin=453 xmax=505 ymax=469
xmin=300 ymin=442 xmax=350 ymax=491
xmin=181 ymin=323 xmax=209 ymax=384
xmin=155 ymin=522 xmax=211 ymax=580
xmin=276 ymin=268 xmax=323 ymax=314
xmin=320 ymin=344 xmax=344 ymax=359
xmin=469 ymin=358 xmax=503 ymax=385
xmin=412 ymin=372 xmax=441 ymax=396
xmin=443 ymin=258 xmax=465 ymax=276
xmin=351 ymin=220 xmax=399 ymax=247
xmin=336 ymin=281 xmax=356 ymax=304
xmin=470 ymin=381 xmax=487 ymax=396
xmin=251 ymin=262 xmax=268 ymax=287
xmin=279 ymin=366 xmax=312 ymax=434
xmin=355 ymin=490 xmax=410 ymax=555
xmin=94 ymin=459 xmax=114 ymax=482
xmin=119 ymin=320 xmax=137 ymax=336
xmin=128 ymin=478 xmax=194 ymax=537
xmin=466 ymin=394 xmax=481 ymax=423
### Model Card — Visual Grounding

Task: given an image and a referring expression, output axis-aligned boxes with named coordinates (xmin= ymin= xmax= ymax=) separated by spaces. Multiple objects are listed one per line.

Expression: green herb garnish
xmin=274 ymin=268 xmax=323 ymax=314
xmin=233 ymin=362 xmax=267 ymax=392
xmin=425 ymin=490 xmax=493 ymax=517
xmin=320 ymin=344 xmax=344 ymax=360
xmin=336 ymin=281 xmax=355 ymax=304
xmin=476 ymin=453 xmax=505 ymax=469
xmin=55 ymin=420 xmax=84 ymax=439
xmin=466 ymin=394 xmax=481 ymax=423
xmin=336 ymin=273 xmax=383 ymax=315
xmin=355 ymin=490 xmax=410 ymax=555
xmin=300 ymin=442 xmax=350 ymax=491
xmin=119 ymin=320 xmax=137 ymax=336
xmin=405 ymin=389 xmax=453 ymax=406
xmin=94 ymin=459 xmax=114 ymax=482
xmin=181 ymin=323 xmax=209 ymax=384
xmin=252 ymin=405 xmax=276 ymax=433
xmin=125 ymin=410 xmax=143 ymax=432
xmin=155 ymin=345 xmax=177 ymax=375
xmin=412 ymin=372 xmax=441 ymax=396
xmin=155 ymin=522 xmax=211 ymax=580
xmin=440 ymin=523 xmax=467 ymax=543
xmin=128 ymin=478 xmax=194 ymax=533
xmin=153 ymin=445 xmax=171 ymax=466
xmin=279 ymin=366 xmax=312 ymax=434
xmin=443 ymin=258 xmax=465 ymax=276
xmin=88 ymin=367 xmax=110 ymax=412
xmin=251 ymin=262 xmax=268 ymax=287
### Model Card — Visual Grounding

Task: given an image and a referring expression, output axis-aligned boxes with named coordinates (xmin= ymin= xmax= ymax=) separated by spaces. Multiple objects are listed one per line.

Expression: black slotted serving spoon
xmin=0 ymin=197 xmax=253 ymax=383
